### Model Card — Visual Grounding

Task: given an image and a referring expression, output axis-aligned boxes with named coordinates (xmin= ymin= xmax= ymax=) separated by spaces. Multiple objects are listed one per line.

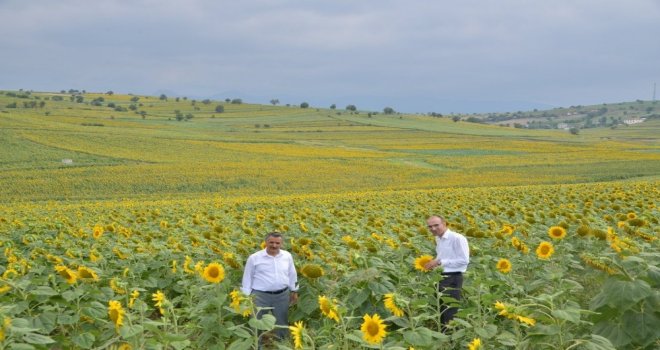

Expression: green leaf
xmin=475 ymin=324 xmax=498 ymax=339
xmin=593 ymin=321 xmax=632 ymax=348
xmin=227 ymin=326 xmax=251 ymax=339
xmin=226 ymin=338 xmax=252 ymax=350
xmin=171 ymin=340 xmax=192 ymax=350
xmin=248 ymin=314 xmax=276 ymax=331
xmin=496 ymin=330 xmax=518 ymax=346
xmin=119 ymin=324 xmax=144 ymax=338
xmin=646 ymin=265 xmax=660 ymax=288
xmin=72 ymin=332 xmax=95 ymax=349
xmin=22 ymin=333 xmax=56 ymax=345
xmin=30 ymin=286 xmax=58 ymax=296
xmin=403 ymin=327 xmax=444 ymax=347
xmin=621 ymin=308 xmax=660 ymax=347
xmin=551 ymin=308 xmax=581 ymax=323
xmin=8 ymin=344 xmax=36 ymax=350
xmin=590 ymin=279 xmax=653 ymax=310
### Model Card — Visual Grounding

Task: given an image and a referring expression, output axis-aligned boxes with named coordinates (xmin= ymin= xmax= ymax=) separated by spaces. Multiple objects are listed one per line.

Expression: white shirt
xmin=241 ymin=249 xmax=298 ymax=295
xmin=435 ymin=229 xmax=469 ymax=273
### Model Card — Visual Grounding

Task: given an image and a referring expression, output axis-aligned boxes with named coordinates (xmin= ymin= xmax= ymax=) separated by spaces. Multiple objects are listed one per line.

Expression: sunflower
xmin=496 ymin=258 xmax=512 ymax=273
xmin=202 ymin=262 xmax=225 ymax=283
xmin=626 ymin=212 xmax=637 ymax=220
xmin=468 ymin=338 xmax=482 ymax=350
xmin=535 ymin=241 xmax=555 ymax=260
xmin=108 ymin=300 xmax=125 ymax=330
xmin=152 ymin=290 xmax=166 ymax=315
xmin=55 ymin=265 xmax=78 ymax=284
xmin=301 ymin=264 xmax=324 ymax=279
xmin=414 ymin=255 xmax=434 ymax=272
xmin=92 ymin=225 xmax=104 ymax=239
xmin=117 ymin=344 xmax=132 ymax=350
xmin=548 ymin=226 xmax=566 ymax=240
xmin=0 ymin=284 xmax=11 ymax=294
xmin=360 ymin=313 xmax=387 ymax=344
xmin=289 ymin=321 xmax=304 ymax=349
xmin=383 ymin=293 xmax=404 ymax=317
xmin=77 ymin=266 xmax=99 ymax=281
xmin=128 ymin=290 xmax=140 ymax=308
xmin=516 ymin=315 xmax=536 ymax=326
xmin=318 ymin=295 xmax=340 ymax=322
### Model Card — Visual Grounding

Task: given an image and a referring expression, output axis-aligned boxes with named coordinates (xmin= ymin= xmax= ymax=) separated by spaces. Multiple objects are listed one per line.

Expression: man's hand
xmin=424 ymin=259 xmax=440 ymax=270
xmin=290 ymin=292 xmax=298 ymax=304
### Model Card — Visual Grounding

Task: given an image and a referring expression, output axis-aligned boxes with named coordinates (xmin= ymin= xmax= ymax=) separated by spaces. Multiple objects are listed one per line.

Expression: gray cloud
xmin=1 ymin=0 xmax=659 ymax=112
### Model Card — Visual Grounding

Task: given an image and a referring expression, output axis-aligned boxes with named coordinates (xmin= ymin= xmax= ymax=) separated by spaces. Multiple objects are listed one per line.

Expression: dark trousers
xmin=254 ymin=290 xmax=290 ymax=340
xmin=438 ymin=273 xmax=463 ymax=329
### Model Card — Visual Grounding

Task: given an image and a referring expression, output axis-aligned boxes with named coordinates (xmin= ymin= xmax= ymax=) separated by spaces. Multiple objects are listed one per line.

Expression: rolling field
xmin=0 ymin=90 xmax=658 ymax=349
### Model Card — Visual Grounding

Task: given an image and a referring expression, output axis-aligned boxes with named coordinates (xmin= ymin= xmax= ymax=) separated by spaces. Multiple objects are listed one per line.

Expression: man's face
xmin=265 ymin=236 xmax=283 ymax=256
xmin=426 ymin=217 xmax=446 ymax=237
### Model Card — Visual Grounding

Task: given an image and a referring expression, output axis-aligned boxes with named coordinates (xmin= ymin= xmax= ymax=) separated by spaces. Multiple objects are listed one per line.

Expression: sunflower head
xmin=548 ymin=226 xmax=567 ymax=240
xmin=301 ymin=264 xmax=324 ymax=279
xmin=202 ymin=262 xmax=225 ymax=283
xmin=468 ymin=338 xmax=482 ymax=350
xmin=77 ymin=266 xmax=99 ymax=281
xmin=289 ymin=321 xmax=305 ymax=349
xmin=383 ymin=293 xmax=405 ymax=317
xmin=107 ymin=300 xmax=125 ymax=330
xmin=496 ymin=258 xmax=512 ymax=273
xmin=360 ymin=313 xmax=387 ymax=344
xmin=55 ymin=265 xmax=78 ymax=284
xmin=535 ymin=241 xmax=555 ymax=260
xmin=414 ymin=255 xmax=434 ymax=272
xmin=318 ymin=295 xmax=340 ymax=322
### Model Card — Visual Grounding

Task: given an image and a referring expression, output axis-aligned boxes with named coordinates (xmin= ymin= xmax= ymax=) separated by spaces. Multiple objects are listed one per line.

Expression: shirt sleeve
xmin=440 ymin=236 xmax=470 ymax=270
xmin=241 ymin=255 xmax=254 ymax=295
xmin=288 ymin=254 xmax=298 ymax=292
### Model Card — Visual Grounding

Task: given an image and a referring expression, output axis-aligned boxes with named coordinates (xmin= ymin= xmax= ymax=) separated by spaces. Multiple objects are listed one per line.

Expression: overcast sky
xmin=1 ymin=0 xmax=659 ymax=113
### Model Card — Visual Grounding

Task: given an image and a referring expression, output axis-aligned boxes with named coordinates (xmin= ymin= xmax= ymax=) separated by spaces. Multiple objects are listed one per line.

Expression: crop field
xmin=0 ymin=90 xmax=659 ymax=349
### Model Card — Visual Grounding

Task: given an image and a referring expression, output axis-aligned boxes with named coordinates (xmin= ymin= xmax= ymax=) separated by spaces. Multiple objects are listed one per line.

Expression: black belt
xmin=254 ymin=287 xmax=288 ymax=295
xmin=442 ymin=272 xmax=463 ymax=276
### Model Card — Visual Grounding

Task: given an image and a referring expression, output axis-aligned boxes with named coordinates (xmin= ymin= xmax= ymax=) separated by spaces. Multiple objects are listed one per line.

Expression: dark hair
xmin=265 ymin=231 xmax=283 ymax=241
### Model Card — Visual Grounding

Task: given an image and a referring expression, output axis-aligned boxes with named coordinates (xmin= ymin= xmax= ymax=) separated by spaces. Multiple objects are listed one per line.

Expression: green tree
xmin=215 ymin=105 xmax=225 ymax=113
xmin=159 ymin=94 xmax=167 ymax=101
xmin=300 ymin=102 xmax=309 ymax=108
xmin=346 ymin=104 xmax=356 ymax=111
xmin=270 ymin=99 xmax=280 ymax=105
xmin=383 ymin=107 xmax=395 ymax=114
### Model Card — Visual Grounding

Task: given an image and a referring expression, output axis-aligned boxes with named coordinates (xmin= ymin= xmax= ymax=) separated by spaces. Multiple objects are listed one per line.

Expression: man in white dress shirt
xmin=241 ymin=232 xmax=298 ymax=339
xmin=423 ymin=215 xmax=470 ymax=331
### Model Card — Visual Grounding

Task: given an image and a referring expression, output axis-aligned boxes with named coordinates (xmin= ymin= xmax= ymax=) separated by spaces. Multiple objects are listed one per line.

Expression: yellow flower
xmin=117 ymin=344 xmax=132 ymax=350
xmin=93 ymin=225 xmax=104 ymax=239
xmin=0 ymin=317 xmax=11 ymax=341
xmin=494 ymin=301 xmax=509 ymax=316
xmin=110 ymin=278 xmax=126 ymax=294
xmin=289 ymin=321 xmax=304 ymax=349
xmin=77 ymin=266 xmax=99 ymax=281
xmin=383 ymin=293 xmax=404 ymax=317
xmin=183 ymin=256 xmax=194 ymax=274
xmin=548 ymin=226 xmax=566 ymax=240
xmin=0 ymin=284 xmax=11 ymax=294
xmin=108 ymin=300 xmax=125 ymax=330
xmin=535 ymin=241 xmax=555 ymax=260
xmin=318 ymin=295 xmax=340 ymax=322
xmin=468 ymin=338 xmax=482 ymax=350
xmin=496 ymin=258 xmax=512 ymax=273
xmin=626 ymin=212 xmax=637 ymax=220
xmin=414 ymin=255 xmax=434 ymax=272
xmin=129 ymin=290 xmax=140 ymax=308
xmin=171 ymin=260 xmax=177 ymax=273
xmin=516 ymin=315 xmax=536 ymax=326
xmin=360 ymin=313 xmax=387 ymax=344
xmin=152 ymin=290 xmax=166 ymax=315
xmin=202 ymin=262 xmax=225 ymax=283
xmin=301 ymin=264 xmax=324 ymax=279
xmin=55 ymin=265 xmax=78 ymax=284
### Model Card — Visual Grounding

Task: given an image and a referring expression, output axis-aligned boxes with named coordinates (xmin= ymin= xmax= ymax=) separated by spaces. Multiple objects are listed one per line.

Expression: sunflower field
xmin=0 ymin=91 xmax=659 ymax=349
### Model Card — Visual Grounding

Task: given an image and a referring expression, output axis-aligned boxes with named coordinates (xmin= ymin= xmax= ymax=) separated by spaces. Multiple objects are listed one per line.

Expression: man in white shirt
xmin=241 ymin=232 xmax=298 ymax=339
xmin=423 ymin=215 xmax=470 ymax=331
